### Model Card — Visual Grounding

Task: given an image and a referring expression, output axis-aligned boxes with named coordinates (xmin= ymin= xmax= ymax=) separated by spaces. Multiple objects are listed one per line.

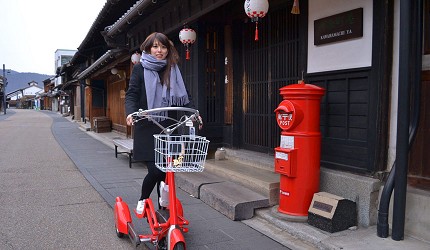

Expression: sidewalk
xmin=56 ymin=113 xmax=288 ymax=249
xmin=64 ymin=113 xmax=430 ymax=249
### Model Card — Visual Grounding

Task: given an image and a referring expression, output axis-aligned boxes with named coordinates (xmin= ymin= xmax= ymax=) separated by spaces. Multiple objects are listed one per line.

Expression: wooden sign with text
xmin=314 ymin=8 xmax=363 ymax=46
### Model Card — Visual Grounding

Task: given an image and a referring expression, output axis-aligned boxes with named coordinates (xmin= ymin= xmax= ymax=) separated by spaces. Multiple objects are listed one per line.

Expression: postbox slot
xmin=274 ymin=147 xmax=297 ymax=177
xmin=274 ymin=100 xmax=303 ymax=131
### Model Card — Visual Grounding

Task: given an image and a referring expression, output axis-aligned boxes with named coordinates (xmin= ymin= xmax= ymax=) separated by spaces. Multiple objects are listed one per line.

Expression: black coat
xmin=125 ymin=63 xmax=195 ymax=161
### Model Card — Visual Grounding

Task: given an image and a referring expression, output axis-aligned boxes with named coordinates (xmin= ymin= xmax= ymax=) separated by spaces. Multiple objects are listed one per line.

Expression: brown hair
xmin=140 ymin=32 xmax=179 ymax=87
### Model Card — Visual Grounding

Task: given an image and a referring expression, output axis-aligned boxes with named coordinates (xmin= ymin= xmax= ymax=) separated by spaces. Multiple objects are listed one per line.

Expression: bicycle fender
xmin=114 ymin=197 xmax=132 ymax=234
xmin=167 ymin=226 xmax=185 ymax=250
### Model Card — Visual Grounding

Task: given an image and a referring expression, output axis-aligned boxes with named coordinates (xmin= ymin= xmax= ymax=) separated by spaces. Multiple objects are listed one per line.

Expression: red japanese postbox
xmin=274 ymin=81 xmax=325 ymax=216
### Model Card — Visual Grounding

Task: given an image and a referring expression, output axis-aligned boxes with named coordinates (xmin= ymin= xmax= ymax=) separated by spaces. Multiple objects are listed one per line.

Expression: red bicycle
xmin=114 ymin=107 xmax=209 ymax=250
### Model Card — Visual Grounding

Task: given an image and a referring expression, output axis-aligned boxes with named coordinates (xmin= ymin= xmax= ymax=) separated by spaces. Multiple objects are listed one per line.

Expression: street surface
xmin=0 ymin=109 xmax=288 ymax=249
xmin=0 ymin=109 xmax=131 ymax=249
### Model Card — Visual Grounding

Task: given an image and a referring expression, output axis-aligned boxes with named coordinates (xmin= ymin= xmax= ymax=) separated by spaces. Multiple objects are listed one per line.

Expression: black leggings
xmin=140 ymin=161 xmax=166 ymax=200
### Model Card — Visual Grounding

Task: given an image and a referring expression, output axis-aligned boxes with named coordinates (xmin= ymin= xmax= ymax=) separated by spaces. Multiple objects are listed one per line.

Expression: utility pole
xmin=2 ymin=64 xmax=7 ymax=115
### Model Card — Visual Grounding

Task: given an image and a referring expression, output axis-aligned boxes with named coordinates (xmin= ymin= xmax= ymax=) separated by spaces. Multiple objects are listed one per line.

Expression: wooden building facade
xmin=59 ymin=0 xmax=430 ymax=205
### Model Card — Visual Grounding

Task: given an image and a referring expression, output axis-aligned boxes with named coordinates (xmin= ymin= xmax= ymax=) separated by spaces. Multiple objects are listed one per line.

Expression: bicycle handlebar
xmin=133 ymin=107 xmax=199 ymax=117
xmin=129 ymin=107 xmax=202 ymax=135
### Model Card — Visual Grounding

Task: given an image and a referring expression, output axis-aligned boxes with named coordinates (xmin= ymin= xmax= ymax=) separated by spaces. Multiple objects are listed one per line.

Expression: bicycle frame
xmin=133 ymin=171 xmax=189 ymax=246
xmin=114 ymin=107 xmax=209 ymax=250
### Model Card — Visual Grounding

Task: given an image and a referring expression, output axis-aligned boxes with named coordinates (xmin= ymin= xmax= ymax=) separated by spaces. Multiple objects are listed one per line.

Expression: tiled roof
xmin=70 ymin=0 xmax=137 ymax=65
xmin=105 ymin=0 xmax=152 ymax=38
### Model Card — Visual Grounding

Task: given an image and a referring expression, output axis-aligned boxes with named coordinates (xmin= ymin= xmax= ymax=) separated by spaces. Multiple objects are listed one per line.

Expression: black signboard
xmin=314 ymin=8 xmax=363 ymax=46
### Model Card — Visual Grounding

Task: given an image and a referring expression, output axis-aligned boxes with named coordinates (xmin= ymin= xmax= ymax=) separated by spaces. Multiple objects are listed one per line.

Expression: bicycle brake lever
xmin=137 ymin=109 xmax=148 ymax=117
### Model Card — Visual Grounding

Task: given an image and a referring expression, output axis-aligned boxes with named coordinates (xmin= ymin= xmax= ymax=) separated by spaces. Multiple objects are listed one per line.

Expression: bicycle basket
xmin=154 ymin=134 xmax=210 ymax=172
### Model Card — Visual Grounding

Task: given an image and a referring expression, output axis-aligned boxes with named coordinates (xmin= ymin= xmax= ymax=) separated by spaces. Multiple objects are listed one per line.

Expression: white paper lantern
xmin=244 ymin=0 xmax=269 ymax=41
xmin=179 ymin=28 xmax=197 ymax=60
xmin=131 ymin=52 xmax=141 ymax=65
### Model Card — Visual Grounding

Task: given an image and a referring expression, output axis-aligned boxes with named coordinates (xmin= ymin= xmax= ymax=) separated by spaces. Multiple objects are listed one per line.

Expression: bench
xmin=113 ymin=139 xmax=135 ymax=168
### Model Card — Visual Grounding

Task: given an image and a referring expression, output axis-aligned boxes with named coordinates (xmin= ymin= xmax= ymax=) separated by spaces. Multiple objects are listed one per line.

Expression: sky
xmin=0 ymin=0 xmax=107 ymax=75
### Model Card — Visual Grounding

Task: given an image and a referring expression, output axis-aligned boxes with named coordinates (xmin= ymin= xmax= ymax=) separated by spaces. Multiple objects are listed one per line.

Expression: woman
xmin=125 ymin=32 xmax=199 ymax=214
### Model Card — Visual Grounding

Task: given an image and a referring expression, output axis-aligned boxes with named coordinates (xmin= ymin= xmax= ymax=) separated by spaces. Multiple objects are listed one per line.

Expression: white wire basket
xmin=154 ymin=134 xmax=210 ymax=172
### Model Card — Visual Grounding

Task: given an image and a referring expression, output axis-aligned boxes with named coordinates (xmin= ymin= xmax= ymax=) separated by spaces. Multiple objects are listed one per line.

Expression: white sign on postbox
xmin=280 ymin=135 xmax=294 ymax=149
xmin=275 ymin=151 xmax=289 ymax=161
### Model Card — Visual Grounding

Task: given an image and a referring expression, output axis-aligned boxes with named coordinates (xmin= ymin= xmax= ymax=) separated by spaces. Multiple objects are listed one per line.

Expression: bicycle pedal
xmin=134 ymin=209 xmax=146 ymax=219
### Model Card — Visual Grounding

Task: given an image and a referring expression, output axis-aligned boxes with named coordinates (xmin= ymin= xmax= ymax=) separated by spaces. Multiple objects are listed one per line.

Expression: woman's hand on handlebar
xmin=126 ymin=114 xmax=134 ymax=126
xmin=197 ymin=115 xmax=203 ymax=130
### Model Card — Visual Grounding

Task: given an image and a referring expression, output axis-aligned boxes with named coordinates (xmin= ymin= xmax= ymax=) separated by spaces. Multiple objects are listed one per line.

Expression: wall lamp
xmin=110 ymin=67 xmax=119 ymax=75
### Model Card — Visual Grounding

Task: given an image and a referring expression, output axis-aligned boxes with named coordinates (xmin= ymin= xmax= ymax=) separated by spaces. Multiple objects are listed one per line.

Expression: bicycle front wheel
xmin=173 ymin=242 xmax=185 ymax=250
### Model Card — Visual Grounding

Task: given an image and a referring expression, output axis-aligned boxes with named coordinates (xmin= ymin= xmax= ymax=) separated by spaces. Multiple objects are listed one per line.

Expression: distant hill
xmin=4 ymin=70 xmax=54 ymax=93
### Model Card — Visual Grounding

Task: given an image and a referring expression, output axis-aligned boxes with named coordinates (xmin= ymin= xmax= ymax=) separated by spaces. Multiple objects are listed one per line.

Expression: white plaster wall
xmin=307 ymin=0 xmax=373 ymax=73
xmin=54 ymin=49 xmax=76 ymax=69
xmin=23 ymin=86 xmax=43 ymax=96
xmin=387 ymin=0 xmax=400 ymax=171
xmin=10 ymin=86 xmax=42 ymax=100
xmin=54 ymin=49 xmax=77 ymax=86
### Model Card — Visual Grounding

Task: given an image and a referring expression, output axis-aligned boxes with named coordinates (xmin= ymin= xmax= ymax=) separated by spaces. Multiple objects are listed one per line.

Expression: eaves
xmin=77 ymin=49 xmax=127 ymax=80
xmin=104 ymin=0 xmax=158 ymax=39
xmin=70 ymin=0 xmax=137 ymax=65
xmin=103 ymin=0 xmax=232 ymax=40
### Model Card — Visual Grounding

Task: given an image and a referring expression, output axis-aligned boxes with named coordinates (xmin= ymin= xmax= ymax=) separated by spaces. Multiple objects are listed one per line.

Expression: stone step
xmin=175 ymin=171 xmax=223 ymax=198
xmin=200 ymin=181 xmax=269 ymax=221
xmin=224 ymin=148 xmax=275 ymax=171
xmin=176 ymin=148 xmax=279 ymax=221
xmin=242 ymin=213 xmax=318 ymax=250
xmin=176 ymin=172 xmax=269 ymax=221
xmin=204 ymin=158 xmax=280 ymax=205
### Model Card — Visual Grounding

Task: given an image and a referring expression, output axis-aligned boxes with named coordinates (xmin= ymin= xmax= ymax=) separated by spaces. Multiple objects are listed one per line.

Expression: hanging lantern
xmin=244 ymin=0 xmax=269 ymax=41
xmin=179 ymin=28 xmax=196 ymax=60
xmin=131 ymin=52 xmax=141 ymax=65
xmin=291 ymin=0 xmax=300 ymax=14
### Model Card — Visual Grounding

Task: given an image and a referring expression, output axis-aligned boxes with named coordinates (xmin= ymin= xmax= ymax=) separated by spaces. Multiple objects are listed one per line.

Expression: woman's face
xmin=150 ymin=39 xmax=168 ymax=60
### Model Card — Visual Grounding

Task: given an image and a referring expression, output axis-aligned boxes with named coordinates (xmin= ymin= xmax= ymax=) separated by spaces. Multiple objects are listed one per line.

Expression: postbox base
xmin=270 ymin=206 xmax=308 ymax=222
xmin=278 ymin=206 xmax=306 ymax=216
xmin=278 ymin=174 xmax=319 ymax=217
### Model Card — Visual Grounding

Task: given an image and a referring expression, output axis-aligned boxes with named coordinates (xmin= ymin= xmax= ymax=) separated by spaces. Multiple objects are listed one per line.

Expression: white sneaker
xmin=136 ymin=199 xmax=145 ymax=214
xmin=159 ymin=181 xmax=169 ymax=207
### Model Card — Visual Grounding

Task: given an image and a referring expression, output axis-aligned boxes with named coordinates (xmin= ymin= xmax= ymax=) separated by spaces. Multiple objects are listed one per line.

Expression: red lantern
xmin=244 ymin=0 xmax=269 ymax=41
xmin=179 ymin=28 xmax=196 ymax=60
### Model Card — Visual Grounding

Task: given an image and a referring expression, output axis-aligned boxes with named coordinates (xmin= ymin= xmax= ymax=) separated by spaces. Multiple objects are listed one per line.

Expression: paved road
xmin=0 ymin=109 xmax=287 ymax=249
xmin=0 ymin=109 xmax=130 ymax=249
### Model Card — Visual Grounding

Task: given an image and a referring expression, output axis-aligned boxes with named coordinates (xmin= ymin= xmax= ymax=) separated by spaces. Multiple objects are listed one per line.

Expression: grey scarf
xmin=140 ymin=53 xmax=190 ymax=112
